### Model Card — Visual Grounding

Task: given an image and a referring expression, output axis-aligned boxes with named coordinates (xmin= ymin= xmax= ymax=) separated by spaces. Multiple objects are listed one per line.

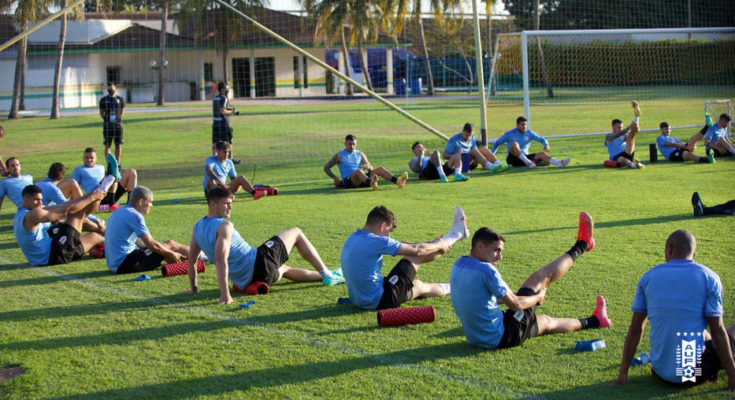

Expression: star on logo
xmin=697 ymin=332 xmax=702 ymax=336
xmin=676 ymin=332 xmax=681 ymax=336
xmin=690 ymin=332 xmax=695 ymax=337
xmin=683 ymin=332 xmax=688 ymax=336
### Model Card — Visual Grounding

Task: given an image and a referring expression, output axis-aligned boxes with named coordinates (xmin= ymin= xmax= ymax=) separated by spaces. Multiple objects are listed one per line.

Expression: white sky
xmin=267 ymin=0 xmax=508 ymax=15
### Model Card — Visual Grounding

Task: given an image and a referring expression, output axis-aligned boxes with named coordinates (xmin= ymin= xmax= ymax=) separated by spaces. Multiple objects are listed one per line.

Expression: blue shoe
xmin=439 ymin=174 xmax=448 ymax=183
xmin=453 ymin=173 xmax=469 ymax=182
xmin=106 ymin=153 xmax=122 ymax=181
xmin=323 ymin=268 xmax=345 ymax=286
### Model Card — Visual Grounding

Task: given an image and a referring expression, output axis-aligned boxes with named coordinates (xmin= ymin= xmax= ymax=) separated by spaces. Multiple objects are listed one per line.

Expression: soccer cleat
xmin=557 ymin=157 xmax=571 ymax=168
xmin=707 ymin=151 xmax=716 ymax=164
xmin=106 ymin=153 xmax=122 ymax=181
xmin=253 ymin=190 xmax=267 ymax=201
xmin=576 ymin=211 xmax=595 ymax=251
xmin=498 ymin=164 xmax=511 ymax=172
xmin=439 ymin=174 xmax=448 ymax=183
xmin=453 ymin=173 xmax=469 ymax=182
xmin=95 ymin=175 xmax=115 ymax=193
xmin=631 ymin=100 xmax=641 ymax=117
xmin=705 ymin=112 xmax=714 ymax=127
xmin=323 ymin=268 xmax=345 ymax=286
xmin=370 ymin=175 xmax=379 ymax=191
xmin=232 ymin=159 xmax=242 ymax=165
xmin=633 ymin=158 xmax=645 ymax=169
xmin=396 ymin=172 xmax=408 ymax=189
xmin=109 ymin=202 xmax=119 ymax=212
xmin=592 ymin=295 xmax=612 ymax=328
xmin=528 ymin=161 xmax=536 ymax=169
xmin=692 ymin=192 xmax=704 ymax=217
xmin=489 ymin=164 xmax=503 ymax=173
xmin=450 ymin=206 xmax=470 ymax=241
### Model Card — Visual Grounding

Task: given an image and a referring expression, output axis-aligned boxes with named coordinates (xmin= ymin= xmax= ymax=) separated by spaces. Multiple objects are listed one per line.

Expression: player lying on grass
xmin=604 ymin=101 xmax=645 ymax=169
xmin=616 ymin=230 xmax=735 ymax=391
xmin=450 ymin=212 xmax=610 ymax=350
xmin=492 ymin=117 xmax=570 ymax=168
xmin=72 ymin=147 xmax=137 ymax=210
xmin=443 ymin=122 xmax=508 ymax=178
xmin=14 ymin=180 xmax=110 ymax=266
xmin=37 ymin=162 xmax=105 ymax=234
xmin=656 ymin=122 xmax=714 ymax=164
xmin=324 ymin=134 xmax=407 ymax=190
xmin=105 ymin=186 xmax=190 ymax=275
xmin=692 ymin=192 xmax=735 ymax=217
xmin=183 ymin=187 xmax=343 ymax=305
xmin=0 ymin=157 xmax=32 ymax=211
xmin=409 ymin=141 xmax=459 ymax=182
xmin=204 ymin=141 xmax=266 ymax=200
xmin=340 ymin=205 xmax=468 ymax=310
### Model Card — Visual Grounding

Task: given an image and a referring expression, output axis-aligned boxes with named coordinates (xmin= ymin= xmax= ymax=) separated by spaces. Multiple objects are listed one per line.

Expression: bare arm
xmin=408 ymin=149 xmax=425 ymax=173
xmin=205 ymin=164 xmax=227 ymax=187
xmin=396 ymin=238 xmax=450 ymax=257
xmin=361 ymin=153 xmax=373 ymax=171
xmin=616 ymin=312 xmax=647 ymax=385
xmin=215 ymin=222 xmax=234 ymax=305
xmin=323 ymin=153 xmax=341 ymax=181
xmin=706 ymin=316 xmax=735 ymax=391
xmin=605 ymin=128 xmax=629 ymax=143
xmin=664 ymin=141 xmax=694 ymax=152
xmin=183 ymin=233 xmax=201 ymax=294
xmin=139 ymin=233 xmax=183 ymax=263
xmin=24 ymin=190 xmax=106 ymax=231
xmin=499 ymin=288 xmax=546 ymax=311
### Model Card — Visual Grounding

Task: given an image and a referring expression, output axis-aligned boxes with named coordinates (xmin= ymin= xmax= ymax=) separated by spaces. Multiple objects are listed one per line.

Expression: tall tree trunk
xmin=535 ymin=0 xmax=553 ymax=98
xmin=357 ymin=38 xmax=373 ymax=91
xmin=417 ymin=17 xmax=434 ymax=95
xmin=340 ymin=28 xmax=353 ymax=96
xmin=51 ymin=0 xmax=68 ymax=119
xmin=485 ymin=1 xmax=494 ymax=95
xmin=157 ymin=0 xmax=168 ymax=106
xmin=20 ymin=59 xmax=26 ymax=111
xmin=9 ymin=21 xmax=28 ymax=119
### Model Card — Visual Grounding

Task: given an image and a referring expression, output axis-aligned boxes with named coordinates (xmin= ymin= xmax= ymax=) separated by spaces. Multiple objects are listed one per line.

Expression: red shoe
xmin=576 ymin=211 xmax=595 ymax=251
xmin=89 ymin=245 xmax=105 ymax=259
xmin=109 ymin=202 xmax=119 ymax=212
xmin=592 ymin=295 xmax=612 ymax=328
xmin=253 ymin=190 xmax=267 ymax=201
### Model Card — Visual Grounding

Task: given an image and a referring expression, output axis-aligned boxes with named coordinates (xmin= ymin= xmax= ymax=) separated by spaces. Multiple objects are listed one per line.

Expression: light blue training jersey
xmin=444 ymin=132 xmax=477 ymax=155
xmin=491 ymin=128 xmax=549 ymax=155
xmin=606 ymin=135 xmax=628 ymax=160
xmin=37 ymin=178 xmax=67 ymax=206
xmin=656 ymin=135 xmax=681 ymax=160
xmin=193 ymin=216 xmax=257 ymax=288
xmin=450 ymin=256 xmax=511 ymax=349
xmin=705 ymin=124 xmax=728 ymax=148
xmin=631 ymin=259 xmax=723 ymax=384
xmin=0 ymin=175 xmax=33 ymax=208
xmin=104 ymin=204 xmax=150 ymax=272
xmin=340 ymin=229 xmax=402 ymax=310
xmin=411 ymin=155 xmax=430 ymax=173
xmin=203 ymin=156 xmax=237 ymax=192
xmin=13 ymin=207 xmax=52 ymax=266
xmin=337 ymin=149 xmax=363 ymax=180
xmin=72 ymin=164 xmax=105 ymax=193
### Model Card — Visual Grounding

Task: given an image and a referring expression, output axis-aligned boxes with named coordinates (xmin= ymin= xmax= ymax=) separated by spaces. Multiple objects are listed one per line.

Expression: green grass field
xmin=1 ymin=95 xmax=734 ymax=399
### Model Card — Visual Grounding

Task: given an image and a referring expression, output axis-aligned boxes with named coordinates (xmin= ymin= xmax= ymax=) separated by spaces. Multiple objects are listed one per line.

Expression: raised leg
xmin=60 ymin=179 xmax=83 ymax=200
xmin=120 ymin=168 xmax=137 ymax=191
xmin=79 ymin=232 xmax=105 ymax=253
xmin=276 ymin=227 xmax=329 ymax=273
xmin=520 ymin=253 xmax=574 ymax=293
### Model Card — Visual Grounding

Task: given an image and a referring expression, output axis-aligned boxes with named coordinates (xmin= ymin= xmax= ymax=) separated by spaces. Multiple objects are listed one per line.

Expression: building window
xmin=203 ymin=63 xmax=213 ymax=82
xmin=293 ymin=56 xmax=308 ymax=89
xmin=106 ymin=66 xmax=121 ymax=85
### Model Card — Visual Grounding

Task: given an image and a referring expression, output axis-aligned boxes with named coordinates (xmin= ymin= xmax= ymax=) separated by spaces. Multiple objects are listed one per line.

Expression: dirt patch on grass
xmin=0 ymin=365 xmax=25 ymax=382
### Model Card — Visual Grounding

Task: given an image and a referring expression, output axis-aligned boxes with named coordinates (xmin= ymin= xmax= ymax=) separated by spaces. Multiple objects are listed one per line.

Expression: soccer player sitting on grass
xmin=204 ymin=141 xmax=266 ymax=200
xmin=492 ymin=117 xmax=571 ymax=168
xmin=443 ymin=122 xmax=508 ymax=178
xmin=704 ymin=113 xmax=734 ymax=158
xmin=324 ymin=134 xmax=407 ymax=190
xmin=691 ymin=192 xmax=735 ymax=217
xmin=183 ymin=187 xmax=343 ymax=305
xmin=408 ymin=141 xmax=457 ymax=182
xmin=72 ymin=147 xmax=137 ymax=211
xmin=604 ymin=101 xmax=645 ymax=169
xmin=104 ymin=186 xmax=190 ymax=275
xmin=340 ymin=205 xmax=469 ymax=310
xmin=616 ymin=230 xmax=735 ymax=390
xmin=13 ymin=179 xmax=111 ymax=266
xmin=656 ymin=122 xmax=714 ymax=164
xmin=0 ymin=157 xmax=32 ymax=211
xmin=37 ymin=162 xmax=105 ymax=234
xmin=450 ymin=212 xmax=610 ymax=350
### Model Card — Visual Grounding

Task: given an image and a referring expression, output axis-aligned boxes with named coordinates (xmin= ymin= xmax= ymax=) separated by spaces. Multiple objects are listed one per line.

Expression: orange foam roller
xmin=377 ymin=306 xmax=435 ymax=327
xmin=233 ymin=281 xmax=269 ymax=295
xmin=161 ymin=260 xmax=205 ymax=277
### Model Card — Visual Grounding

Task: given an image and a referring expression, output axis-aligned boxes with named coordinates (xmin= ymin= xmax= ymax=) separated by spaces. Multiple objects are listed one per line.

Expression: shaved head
xmin=665 ymin=230 xmax=696 ymax=261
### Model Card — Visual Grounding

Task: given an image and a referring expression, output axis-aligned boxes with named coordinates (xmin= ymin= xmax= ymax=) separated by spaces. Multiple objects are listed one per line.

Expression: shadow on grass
xmin=0 ymin=268 xmax=111 ymax=290
xmin=47 ymin=342 xmax=486 ymax=400
xmin=504 ymin=213 xmax=690 ymax=236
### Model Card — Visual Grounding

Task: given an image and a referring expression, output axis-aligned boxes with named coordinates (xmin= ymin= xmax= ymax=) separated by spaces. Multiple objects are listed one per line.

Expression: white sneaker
xmin=95 ymin=175 xmax=115 ymax=193
xmin=558 ymin=157 xmax=571 ymax=168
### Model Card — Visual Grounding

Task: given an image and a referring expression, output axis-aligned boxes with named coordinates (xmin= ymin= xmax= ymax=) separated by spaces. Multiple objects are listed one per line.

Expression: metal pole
xmin=471 ymin=0 xmax=488 ymax=145
xmin=521 ymin=31 xmax=530 ymax=127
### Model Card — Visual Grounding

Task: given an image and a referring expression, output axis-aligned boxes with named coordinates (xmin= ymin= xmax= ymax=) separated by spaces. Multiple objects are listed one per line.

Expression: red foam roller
xmin=161 ymin=260 xmax=205 ymax=277
xmin=603 ymin=160 xmax=620 ymax=168
xmin=233 ymin=281 xmax=269 ymax=295
xmin=262 ymin=187 xmax=278 ymax=196
xmin=377 ymin=306 xmax=435 ymax=327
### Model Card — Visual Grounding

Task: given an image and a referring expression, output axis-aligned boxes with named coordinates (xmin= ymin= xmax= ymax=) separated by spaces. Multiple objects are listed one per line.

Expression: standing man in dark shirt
xmin=99 ymin=82 xmax=125 ymax=165
xmin=212 ymin=82 xmax=240 ymax=164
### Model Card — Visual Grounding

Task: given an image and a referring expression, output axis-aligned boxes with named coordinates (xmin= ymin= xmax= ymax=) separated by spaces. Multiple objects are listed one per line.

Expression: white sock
xmin=484 ymin=161 xmax=493 ymax=169
xmin=436 ymin=166 xmax=447 ymax=179
xmin=629 ymin=162 xmax=637 ymax=169
xmin=444 ymin=206 xmax=469 ymax=245
xmin=320 ymin=269 xmax=333 ymax=278
xmin=632 ymin=116 xmax=639 ymax=124
xmin=518 ymin=153 xmax=534 ymax=167
xmin=454 ymin=166 xmax=462 ymax=176
xmin=493 ymin=160 xmax=502 ymax=166
xmin=199 ymin=251 xmax=210 ymax=262
xmin=439 ymin=283 xmax=451 ymax=295
xmin=550 ymin=157 xmax=561 ymax=166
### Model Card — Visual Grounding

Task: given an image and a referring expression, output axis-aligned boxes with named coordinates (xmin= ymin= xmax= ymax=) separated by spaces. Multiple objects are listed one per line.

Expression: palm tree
xmin=157 ymin=0 xmax=169 ymax=106
xmin=50 ymin=0 xmax=84 ymax=119
xmin=1 ymin=0 xmax=47 ymax=119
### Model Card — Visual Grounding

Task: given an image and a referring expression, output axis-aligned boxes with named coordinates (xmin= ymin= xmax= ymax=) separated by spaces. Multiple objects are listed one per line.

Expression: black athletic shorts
xmin=496 ymin=287 xmax=540 ymax=349
xmin=115 ymin=247 xmax=165 ymax=274
xmin=341 ymin=169 xmax=373 ymax=189
xmin=711 ymin=148 xmax=732 ymax=158
xmin=103 ymin=124 xmax=124 ymax=146
xmin=376 ymin=259 xmax=417 ymax=310
xmin=251 ymin=235 xmax=289 ymax=286
xmin=212 ymin=123 xmax=233 ymax=144
xmin=668 ymin=149 xmax=685 ymax=162
xmin=100 ymin=181 xmax=127 ymax=206
xmin=611 ymin=151 xmax=635 ymax=162
xmin=47 ymin=223 xmax=85 ymax=266
xmin=419 ymin=162 xmax=453 ymax=180
xmin=507 ymin=152 xmax=541 ymax=167
xmin=652 ymin=332 xmax=735 ymax=386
